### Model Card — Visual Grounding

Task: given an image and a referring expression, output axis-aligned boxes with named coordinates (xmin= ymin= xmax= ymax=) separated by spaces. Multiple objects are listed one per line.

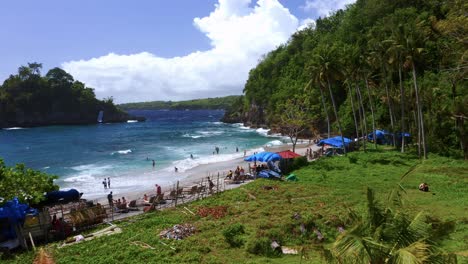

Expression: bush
xmin=246 ymin=237 xmax=281 ymax=257
xmin=291 ymin=156 xmax=308 ymax=171
xmin=222 ymin=223 xmax=245 ymax=248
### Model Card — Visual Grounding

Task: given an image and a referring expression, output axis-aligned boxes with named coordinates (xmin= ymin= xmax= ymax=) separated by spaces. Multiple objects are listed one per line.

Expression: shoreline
xmin=89 ymin=140 xmax=320 ymax=206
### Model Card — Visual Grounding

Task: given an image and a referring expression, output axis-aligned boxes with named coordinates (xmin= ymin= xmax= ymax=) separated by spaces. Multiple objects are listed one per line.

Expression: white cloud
xmin=301 ymin=0 xmax=355 ymax=18
xmin=298 ymin=18 xmax=316 ymax=31
xmin=62 ymin=0 xmax=301 ymax=103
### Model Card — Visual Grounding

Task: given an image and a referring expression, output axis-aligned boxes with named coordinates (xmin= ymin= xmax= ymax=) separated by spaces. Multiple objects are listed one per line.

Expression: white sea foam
xmin=183 ymin=130 xmax=224 ymax=139
xmin=3 ymin=127 xmax=26 ymax=130
xmin=111 ymin=149 xmax=132 ymax=155
xmin=64 ymin=164 xmax=113 ymax=183
xmin=265 ymin=140 xmax=284 ymax=147
xmin=256 ymin=128 xmax=270 ymax=136
xmin=166 ymin=146 xmax=265 ymax=173
xmin=127 ymin=120 xmax=138 ymax=123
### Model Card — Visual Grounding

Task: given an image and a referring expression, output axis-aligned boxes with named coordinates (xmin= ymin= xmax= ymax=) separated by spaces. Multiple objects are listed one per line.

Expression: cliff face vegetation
xmin=0 ymin=64 xmax=140 ymax=128
xmin=228 ymin=0 xmax=467 ymax=158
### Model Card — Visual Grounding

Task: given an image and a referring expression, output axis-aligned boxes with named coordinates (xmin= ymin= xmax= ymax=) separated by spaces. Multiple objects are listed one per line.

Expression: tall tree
xmin=313 ymin=44 xmax=346 ymax=153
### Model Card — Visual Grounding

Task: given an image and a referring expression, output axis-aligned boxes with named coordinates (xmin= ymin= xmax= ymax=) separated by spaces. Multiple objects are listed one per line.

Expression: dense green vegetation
xmin=118 ymin=95 xmax=242 ymax=110
xmin=227 ymin=0 xmax=467 ymax=159
xmin=0 ymin=63 xmax=131 ymax=128
xmin=0 ymin=159 xmax=58 ymax=205
xmin=3 ymin=150 xmax=466 ymax=263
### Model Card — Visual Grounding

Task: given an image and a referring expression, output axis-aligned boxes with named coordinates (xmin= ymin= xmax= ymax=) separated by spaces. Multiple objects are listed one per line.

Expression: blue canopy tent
xmin=317 ymin=136 xmax=352 ymax=148
xmin=368 ymin=130 xmax=394 ymax=145
xmin=244 ymin=152 xmax=281 ymax=162
xmin=396 ymin=132 xmax=412 ymax=145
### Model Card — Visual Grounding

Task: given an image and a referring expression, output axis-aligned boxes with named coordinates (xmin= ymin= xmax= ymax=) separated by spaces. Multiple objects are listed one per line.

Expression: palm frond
xmin=389 ymin=240 xmax=431 ymax=264
xmin=332 ymin=223 xmax=375 ymax=264
xmin=367 ymin=187 xmax=386 ymax=229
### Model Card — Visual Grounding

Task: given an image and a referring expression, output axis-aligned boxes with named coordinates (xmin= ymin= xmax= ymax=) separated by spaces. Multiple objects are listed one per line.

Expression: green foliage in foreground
xmin=4 ymin=151 xmax=467 ymax=263
xmin=0 ymin=159 xmax=58 ymax=205
xmin=118 ymin=95 xmax=242 ymax=110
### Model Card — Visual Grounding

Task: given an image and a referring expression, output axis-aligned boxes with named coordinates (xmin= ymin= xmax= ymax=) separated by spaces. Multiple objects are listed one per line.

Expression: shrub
xmin=291 ymin=156 xmax=308 ymax=170
xmin=246 ymin=237 xmax=281 ymax=257
xmin=222 ymin=223 xmax=245 ymax=248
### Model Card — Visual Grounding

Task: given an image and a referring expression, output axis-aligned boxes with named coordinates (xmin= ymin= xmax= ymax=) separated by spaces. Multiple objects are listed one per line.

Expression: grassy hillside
xmin=5 ymin=151 xmax=467 ymax=263
xmin=118 ymin=95 xmax=242 ymax=110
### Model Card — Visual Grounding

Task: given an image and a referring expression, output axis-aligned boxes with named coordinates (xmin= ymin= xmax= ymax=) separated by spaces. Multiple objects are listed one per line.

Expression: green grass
xmin=4 ymin=150 xmax=467 ymax=263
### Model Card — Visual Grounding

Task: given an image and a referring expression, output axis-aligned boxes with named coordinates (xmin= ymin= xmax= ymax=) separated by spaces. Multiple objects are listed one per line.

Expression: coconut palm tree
xmin=323 ymin=188 xmax=456 ymax=264
xmin=312 ymin=43 xmax=346 ymax=153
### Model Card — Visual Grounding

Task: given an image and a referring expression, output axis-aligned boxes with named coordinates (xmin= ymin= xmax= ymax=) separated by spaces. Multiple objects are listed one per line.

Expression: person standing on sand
xmin=107 ymin=177 xmax=111 ymax=188
xmin=107 ymin=192 xmax=113 ymax=208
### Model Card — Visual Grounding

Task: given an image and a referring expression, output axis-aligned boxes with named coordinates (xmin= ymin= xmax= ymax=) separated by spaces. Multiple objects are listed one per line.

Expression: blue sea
xmin=0 ymin=110 xmax=285 ymax=199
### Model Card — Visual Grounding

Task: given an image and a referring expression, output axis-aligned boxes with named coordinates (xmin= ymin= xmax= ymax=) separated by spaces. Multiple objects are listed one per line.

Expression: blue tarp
xmin=0 ymin=198 xmax=38 ymax=240
xmin=368 ymin=129 xmax=392 ymax=140
xmin=318 ymin=136 xmax=353 ymax=148
xmin=45 ymin=189 xmax=81 ymax=204
xmin=257 ymin=170 xmax=281 ymax=179
xmin=244 ymin=152 xmax=281 ymax=162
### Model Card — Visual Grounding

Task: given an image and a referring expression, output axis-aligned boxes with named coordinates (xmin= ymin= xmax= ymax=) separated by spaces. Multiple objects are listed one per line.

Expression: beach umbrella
xmin=277 ymin=150 xmax=301 ymax=159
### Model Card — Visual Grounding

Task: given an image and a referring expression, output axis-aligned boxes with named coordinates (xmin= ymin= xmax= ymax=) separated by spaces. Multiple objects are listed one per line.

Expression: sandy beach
xmin=91 ymin=140 xmax=320 ymax=205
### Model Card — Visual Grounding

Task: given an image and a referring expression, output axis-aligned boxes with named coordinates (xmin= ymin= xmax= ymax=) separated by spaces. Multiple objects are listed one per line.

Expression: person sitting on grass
xmin=418 ymin=182 xmax=429 ymax=192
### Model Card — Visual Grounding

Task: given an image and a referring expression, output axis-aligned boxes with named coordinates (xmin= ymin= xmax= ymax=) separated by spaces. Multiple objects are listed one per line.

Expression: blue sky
xmin=0 ymin=0 xmax=355 ymax=102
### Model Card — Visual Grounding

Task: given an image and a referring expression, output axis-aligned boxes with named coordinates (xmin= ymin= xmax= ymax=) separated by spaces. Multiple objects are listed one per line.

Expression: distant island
xmin=118 ymin=95 xmax=242 ymax=110
xmin=0 ymin=63 xmax=144 ymax=128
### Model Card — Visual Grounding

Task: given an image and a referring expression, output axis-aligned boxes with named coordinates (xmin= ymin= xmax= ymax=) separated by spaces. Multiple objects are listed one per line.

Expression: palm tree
xmin=356 ymin=82 xmax=368 ymax=152
xmin=342 ymin=44 xmax=361 ymax=147
xmin=404 ymin=21 xmax=428 ymax=159
xmin=364 ymin=74 xmax=378 ymax=150
xmin=324 ymin=188 xmax=456 ymax=263
xmin=369 ymin=34 xmax=396 ymax=147
xmin=313 ymin=44 xmax=346 ymax=153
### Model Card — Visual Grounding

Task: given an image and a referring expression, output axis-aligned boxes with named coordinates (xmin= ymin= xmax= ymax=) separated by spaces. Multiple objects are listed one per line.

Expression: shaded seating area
xmin=317 ymin=136 xmax=353 ymax=154
xmin=244 ymin=152 xmax=282 ymax=179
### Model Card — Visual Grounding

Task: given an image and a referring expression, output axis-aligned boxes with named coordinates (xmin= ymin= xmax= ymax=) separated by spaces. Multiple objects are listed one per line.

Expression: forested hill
xmin=118 ymin=95 xmax=241 ymax=110
xmin=0 ymin=64 xmax=143 ymax=128
xmin=224 ymin=0 xmax=467 ymax=158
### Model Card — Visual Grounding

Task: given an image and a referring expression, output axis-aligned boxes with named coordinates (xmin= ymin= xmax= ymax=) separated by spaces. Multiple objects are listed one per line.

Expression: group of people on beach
xmin=226 ymin=166 xmax=247 ymax=182
xmin=107 ymin=191 xmax=129 ymax=210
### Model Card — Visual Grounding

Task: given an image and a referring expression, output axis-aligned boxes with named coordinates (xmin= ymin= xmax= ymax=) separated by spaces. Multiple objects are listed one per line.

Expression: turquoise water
xmin=0 ymin=110 xmax=285 ymax=198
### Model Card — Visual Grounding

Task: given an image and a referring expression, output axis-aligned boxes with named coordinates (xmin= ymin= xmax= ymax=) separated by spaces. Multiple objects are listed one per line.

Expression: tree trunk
xmin=382 ymin=66 xmax=395 ymax=147
xmin=319 ymin=86 xmax=331 ymax=138
xmin=365 ymin=76 xmax=377 ymax=150
xmin=347 ymin=82 xmax=360 ymax=147
xmin=412 ymin=61 xmax=427 ymax=159
xmin=399 ymin=64 xmax=405 ymax=153
xmin=327 ymin=77 xmax=346 ymax=154
xmin=356 ymin=83 xmax=367 ymax=151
